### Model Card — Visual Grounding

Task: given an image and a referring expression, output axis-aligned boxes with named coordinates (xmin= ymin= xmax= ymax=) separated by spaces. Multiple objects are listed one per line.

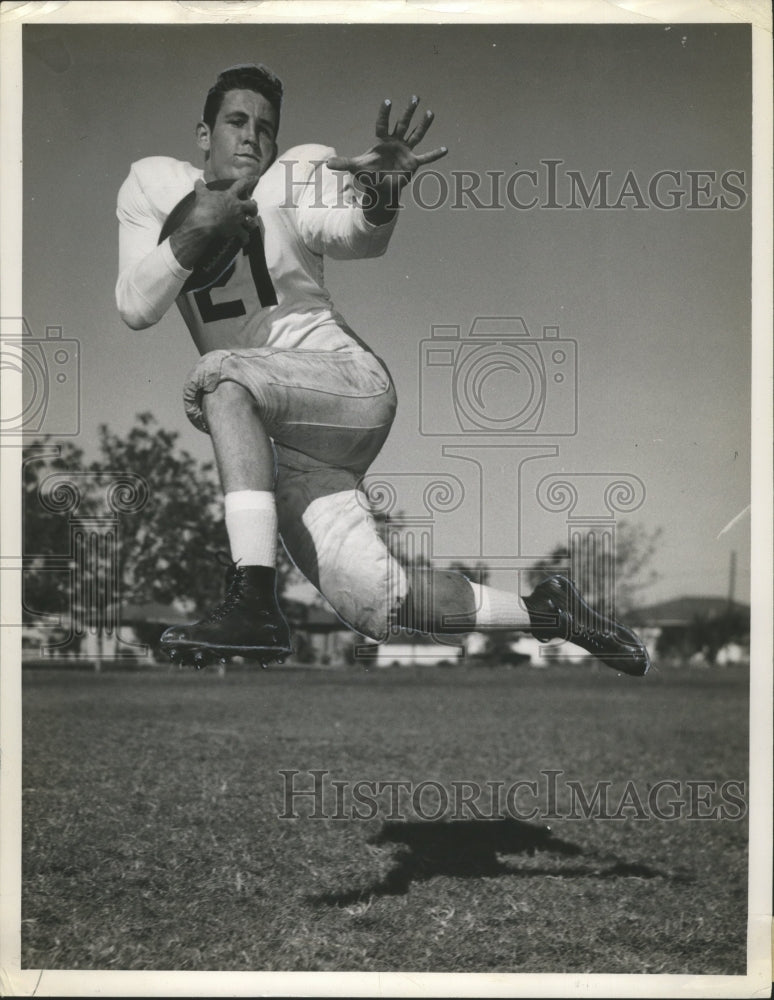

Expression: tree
xmin=22 ymin=439 xmax=96 ymax=627
xmin=90 ymin=412 xmax=228 ymax=609
xmin=23 ymin=412 xmax=298 ymax=623
xmin=526 ymin=522 xmax=663 ymax=614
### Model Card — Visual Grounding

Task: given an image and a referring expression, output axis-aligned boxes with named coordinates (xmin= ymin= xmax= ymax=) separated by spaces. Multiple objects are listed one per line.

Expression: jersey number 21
xmin=195 ymin=229 xmax=277 ymax=323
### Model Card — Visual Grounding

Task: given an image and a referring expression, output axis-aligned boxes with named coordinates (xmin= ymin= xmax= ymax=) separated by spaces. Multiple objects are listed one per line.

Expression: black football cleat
xmin=523 ymin=575 xmax=650 ymax=676
xmin=160 ymin=564 xmax=291 ymax=669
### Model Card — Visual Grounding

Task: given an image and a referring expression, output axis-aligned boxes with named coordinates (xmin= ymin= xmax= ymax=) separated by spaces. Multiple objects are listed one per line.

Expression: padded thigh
xmin=275 ymin=463 xmax=407 ymax=641
xmin=183 ymin=347 xmax=396 ymax=473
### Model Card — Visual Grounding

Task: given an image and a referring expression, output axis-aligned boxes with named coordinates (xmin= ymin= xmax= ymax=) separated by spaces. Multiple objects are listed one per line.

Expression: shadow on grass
xmin=311 ymin=818 xmax=681 ymax=906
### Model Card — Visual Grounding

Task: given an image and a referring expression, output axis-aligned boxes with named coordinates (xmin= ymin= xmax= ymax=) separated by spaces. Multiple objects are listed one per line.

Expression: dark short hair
xmin=202 ymin=64 xmax=283 ymax=133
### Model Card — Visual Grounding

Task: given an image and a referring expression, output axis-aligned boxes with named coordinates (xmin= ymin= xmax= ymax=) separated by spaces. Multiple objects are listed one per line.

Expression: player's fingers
xmin=413 ymin=145 xmax=448 ymax=167
xmin=393 ymin=95 xmax=419 ymax=139
xmin=405 ymin=109 xmax=435 ymax=148
xmin=374 ymin=99 xmax=391 ymax=139
xmin=327 ymin=155 xmax=358 ymax=172
xmin=243 ymin=198 xmax=258 ymax=218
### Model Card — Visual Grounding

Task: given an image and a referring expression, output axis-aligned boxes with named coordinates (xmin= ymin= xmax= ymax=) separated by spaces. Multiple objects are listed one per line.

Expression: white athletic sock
xmin=469 ymin=582 xmax=532 ymax=630
xmin=224 ymin=490 xmax=277 ymax=567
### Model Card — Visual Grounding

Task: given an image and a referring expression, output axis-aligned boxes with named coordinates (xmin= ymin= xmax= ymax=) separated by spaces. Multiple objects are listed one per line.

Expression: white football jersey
xmin=116 ymin=146 xmax=397 ymax=353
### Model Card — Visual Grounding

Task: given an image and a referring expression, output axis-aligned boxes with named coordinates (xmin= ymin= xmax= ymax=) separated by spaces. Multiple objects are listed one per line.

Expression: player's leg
xmin=275 ymin=457 xmax=408 ymax=641
xmin=173 ymin=346 xmax=649 ymax=674
xmin=274 ymin=448 xmax=648 ymax=675
xmin=160 ymin=375 xmax=290 ymax=668
xmin=271 ymin=448 xmax=649 ymax=674
xmin=162 ymin=345 xmax=398 ymax=666
xmin=395 ymin=569 xmax=529 ymax=633
xmin=205 ymin=379 xmax=274 ymax=492
xmin=397 ymin=570 xmax=650 ymax=676
xmin=203 ymin=380 xmax=280 ymax=572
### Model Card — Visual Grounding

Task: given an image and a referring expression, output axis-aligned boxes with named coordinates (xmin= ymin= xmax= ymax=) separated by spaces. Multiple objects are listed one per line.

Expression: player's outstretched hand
xmin=327 ymin=97 xmax=447 ymax=221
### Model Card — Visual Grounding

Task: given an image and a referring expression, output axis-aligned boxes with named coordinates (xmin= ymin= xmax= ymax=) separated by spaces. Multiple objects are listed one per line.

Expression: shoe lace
xmin=572 ymin=619 xmax=644 ymax=654
xmin=539 ymin=581 xmax=642 ymax=656
xmin=205 ymin=590 xmax=241 ymax=623
xmin=214 ymin=550 xmax=235 ymax=571
xmin=200 ymin=554 xmax=244 ymax=623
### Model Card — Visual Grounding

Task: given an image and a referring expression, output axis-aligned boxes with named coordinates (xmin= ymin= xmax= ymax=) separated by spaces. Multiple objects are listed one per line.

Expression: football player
xmin=116 ymin=64 xmax=650 ymax=675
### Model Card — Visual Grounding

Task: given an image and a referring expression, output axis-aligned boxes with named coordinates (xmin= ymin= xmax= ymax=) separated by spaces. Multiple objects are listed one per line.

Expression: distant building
xmin=370 ymin=631 xmax=465 ymax=668
xmin=715 ymin=642 xmax=749 ymax=666
xmin=627 ymin=596 xmax=750 ymax=664
xmin=285 ymin=601 xmax=353 ymax=665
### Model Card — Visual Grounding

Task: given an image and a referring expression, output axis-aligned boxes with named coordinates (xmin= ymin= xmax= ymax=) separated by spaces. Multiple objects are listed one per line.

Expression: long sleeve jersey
xmin=116 ymin=144 xmax=398 ymax=354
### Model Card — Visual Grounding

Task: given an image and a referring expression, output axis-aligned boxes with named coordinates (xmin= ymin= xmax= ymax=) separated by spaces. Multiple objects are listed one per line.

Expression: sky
xmin=17 ymin=17 xmax=753 ymax=606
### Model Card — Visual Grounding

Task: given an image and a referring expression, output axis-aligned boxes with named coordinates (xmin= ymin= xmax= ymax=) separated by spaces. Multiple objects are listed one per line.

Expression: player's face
xmin=197 ymin=89 xmax=278 ymax=183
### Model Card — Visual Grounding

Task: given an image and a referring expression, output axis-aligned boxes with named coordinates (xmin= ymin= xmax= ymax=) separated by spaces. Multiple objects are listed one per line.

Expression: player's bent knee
xmin=276 ymin=477 xmax=407 ymax=642
xmin=183 ymin=350 xmax=269 ymax=433
xmin=204 ymin=377 xmax=258 ymax=413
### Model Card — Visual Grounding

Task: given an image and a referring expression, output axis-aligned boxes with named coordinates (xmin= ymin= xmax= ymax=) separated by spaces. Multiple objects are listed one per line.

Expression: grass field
xmin=21 ymin=662 xmax=749 ymax=974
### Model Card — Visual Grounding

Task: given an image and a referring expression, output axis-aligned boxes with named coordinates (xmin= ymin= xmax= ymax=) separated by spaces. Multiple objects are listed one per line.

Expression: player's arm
xmin=116 ymin=163 xmax=189 ymax=330
xmin=328 ymin=96 xmax=447 ymax=226
xmin=290 ymin=149 xmax=396 ymax=260
xmin=116 ymin=165 xmax=257 ymax=330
